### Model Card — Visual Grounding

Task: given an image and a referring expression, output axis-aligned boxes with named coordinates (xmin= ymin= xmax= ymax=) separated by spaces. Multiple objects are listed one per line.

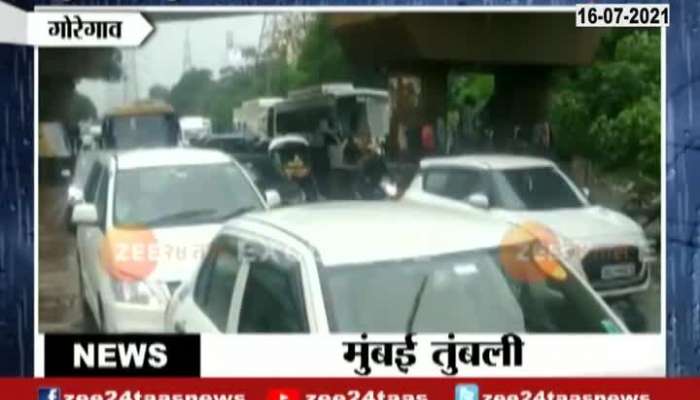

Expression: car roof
xmin=230 ymin=201 xmax=514 ymax=266
xmin=205 ymin=133 xmax=254 ymax=139
xmin=420 ymin=154 xmax=556 ymax=170
xmin=105 ymin=101 xmax=175 ymax=117
xmin=109 ymin=148 xmax=234 ymax=170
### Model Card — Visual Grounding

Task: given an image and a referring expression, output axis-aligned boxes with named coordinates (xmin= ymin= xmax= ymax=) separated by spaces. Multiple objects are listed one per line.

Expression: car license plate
xmin=601 ymin=263 xmax=635 ymax=280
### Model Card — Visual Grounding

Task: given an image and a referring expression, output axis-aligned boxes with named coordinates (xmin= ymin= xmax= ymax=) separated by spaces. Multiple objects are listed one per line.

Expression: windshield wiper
xmin=141 ymin=208 xmax=218 ymax=226
xmin=214 ymin=205 xmax=259 ymax=221
xmin=406 ymin=274 xmax=431 ymax=333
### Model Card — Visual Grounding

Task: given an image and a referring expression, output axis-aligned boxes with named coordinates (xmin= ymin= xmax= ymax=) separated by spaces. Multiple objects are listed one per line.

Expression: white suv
xmin=72 ymin=148 xmax=275 ymax=332
xmin=165 ymin=201 xmax=626 ymax=334
xmin=402 ymin=154 xmax=653 ymax=298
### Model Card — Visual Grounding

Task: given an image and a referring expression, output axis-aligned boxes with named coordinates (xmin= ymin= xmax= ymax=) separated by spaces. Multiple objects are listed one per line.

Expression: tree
xmin=165 ymin=15 xmax=387 ymax=132
xmin=550 ymin=29 xmax=661 ymax=180
xmin=295 ymin=16 xmax=351 ymax=86
xmin=448 ymin=74 xmax=494 ymax=109
xmin=148 ymin=84 xmax=170 ymax=102
xmin=68 ymin=92 xmax=97 ymax=123
xmin=168 ymin=69 xmax=214 ymax=116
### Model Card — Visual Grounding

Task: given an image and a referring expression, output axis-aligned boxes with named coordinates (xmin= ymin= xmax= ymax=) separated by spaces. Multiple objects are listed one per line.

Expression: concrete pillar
xmin=387 ymin=67 xmax=449 ymax=160
xmin=418 ymin=67 xmax=448 ymax=129
xmin=486 ymin=66 xmax=552 ymax=149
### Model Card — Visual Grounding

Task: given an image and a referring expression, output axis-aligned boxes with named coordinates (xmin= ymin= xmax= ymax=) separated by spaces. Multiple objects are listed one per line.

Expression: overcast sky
xmin=77 ymin=14 xmax=263 ymax=116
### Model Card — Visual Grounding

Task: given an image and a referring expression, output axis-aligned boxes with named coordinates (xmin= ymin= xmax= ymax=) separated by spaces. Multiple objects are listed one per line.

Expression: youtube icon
xmin=266 ymin=388 xmax=301 ymax=400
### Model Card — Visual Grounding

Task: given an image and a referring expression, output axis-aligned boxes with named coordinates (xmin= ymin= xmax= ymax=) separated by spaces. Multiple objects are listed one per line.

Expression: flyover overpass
xmin=40 ymin=12 xmax=606 ymax=154
xmin=328 ymin=13 xmax=606 ymax=154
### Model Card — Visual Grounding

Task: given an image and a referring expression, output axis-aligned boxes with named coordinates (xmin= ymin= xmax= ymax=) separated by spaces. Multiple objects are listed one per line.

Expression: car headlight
xmin=111 ymin=280 xmax=170 ymax=306
xmin=641 ymin=239 xmax=658 ymax=261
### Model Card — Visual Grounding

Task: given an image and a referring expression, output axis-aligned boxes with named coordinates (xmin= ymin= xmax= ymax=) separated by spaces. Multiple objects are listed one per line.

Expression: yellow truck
xmin=101 ymin=100 xmax=181 ymax=149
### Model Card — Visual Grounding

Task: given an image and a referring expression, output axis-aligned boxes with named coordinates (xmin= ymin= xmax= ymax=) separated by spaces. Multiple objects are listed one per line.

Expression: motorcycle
xmin=351 ymin=153 xmax=398 ymax=200
xmin=268 ymin=134 xmax=322 ymax=202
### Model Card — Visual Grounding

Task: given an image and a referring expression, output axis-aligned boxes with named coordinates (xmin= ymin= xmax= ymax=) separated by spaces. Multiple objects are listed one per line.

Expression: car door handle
xmin=174 ymin=321 xmax=186 ymax=334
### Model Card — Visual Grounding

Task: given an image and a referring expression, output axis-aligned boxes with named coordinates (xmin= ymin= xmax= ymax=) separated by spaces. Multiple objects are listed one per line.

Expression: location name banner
xmin=36 ymin=334 xmax=664 ymax=378
xmin=0 ymin=2 xmax=153 ymax=47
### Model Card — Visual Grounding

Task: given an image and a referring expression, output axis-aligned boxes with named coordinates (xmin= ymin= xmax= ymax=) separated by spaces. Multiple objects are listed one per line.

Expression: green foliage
xmin=148 ymin=84 xmax=170 ymax=102
xmin=168 ymin=69 xmax=215 ymax=116
xmin=68 ymin=92 xmax=97 ymax=123
xmin=163 ymin=15 xmax=385 ymax=132
xmin=551 ymin=29 xmax=661 ymax=180
xmin=448 ymin=74 xmax=494 ymax=109
xmin=295 ymin=16 xmax=351 ymax=86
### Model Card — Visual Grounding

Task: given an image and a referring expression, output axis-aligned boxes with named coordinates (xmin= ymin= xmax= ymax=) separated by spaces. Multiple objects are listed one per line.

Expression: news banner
xmin=0 ymin=0 xmax=697 ymax=399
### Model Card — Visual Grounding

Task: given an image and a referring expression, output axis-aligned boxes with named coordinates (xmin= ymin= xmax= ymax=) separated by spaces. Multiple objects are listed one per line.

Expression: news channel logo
xmin=38 ymin=387 xmax=61 ymax=400
xmin=455 ymin=384 xmax=479 ymax=400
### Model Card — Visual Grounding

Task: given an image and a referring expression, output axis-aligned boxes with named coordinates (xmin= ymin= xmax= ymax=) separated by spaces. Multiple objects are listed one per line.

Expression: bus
xmin=101 ymin=100 xmax=181 ymax=149
xmin=269 ymin=83 xmax=390 ymax=146
xmin=268 ymin=83 xmax=391 ymax=198
xmin=233 ymin=97 xmax=283 ymax=138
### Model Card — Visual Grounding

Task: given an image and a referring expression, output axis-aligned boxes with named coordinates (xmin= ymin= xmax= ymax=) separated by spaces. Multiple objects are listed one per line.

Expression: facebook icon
xmin=455 ymin=384 xmax=479 ymax=400
xmin=38 ymin=387 xmax=61 ymax=400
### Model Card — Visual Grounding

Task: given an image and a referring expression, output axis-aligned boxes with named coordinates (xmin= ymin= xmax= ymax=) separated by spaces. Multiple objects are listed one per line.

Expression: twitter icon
xmin=455 ymin=384 xmax=479 ymax=400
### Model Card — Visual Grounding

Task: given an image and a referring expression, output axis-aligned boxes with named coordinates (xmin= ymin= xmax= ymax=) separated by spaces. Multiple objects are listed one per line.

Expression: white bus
xmin=269 ymin=83 xmax=390 ymax=146
xmin=232 ymin=97 xmax=283 ymax=138
xmin=268 ymin=83 xmax=392 ymax=199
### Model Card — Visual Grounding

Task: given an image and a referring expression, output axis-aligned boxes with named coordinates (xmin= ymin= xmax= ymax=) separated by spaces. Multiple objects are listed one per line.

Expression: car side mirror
xmin=264 ymin=189 xmax=282 ymax=208
xmin=61 ymin=168 xmax=72 ymax=179
xmin=67 ymin=185 xmax=84 ymax=205
xmin=71 ymin=203 xmax=98 ymax=225
xmin=466 ymin=193 xmax=490 ymax=209
xmin=582 ymin=187 xmax=591 ymax=198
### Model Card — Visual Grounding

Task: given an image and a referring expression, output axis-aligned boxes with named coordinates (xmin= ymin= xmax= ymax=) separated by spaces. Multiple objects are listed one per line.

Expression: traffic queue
xmin=58 ymin=93 xmax=653 ymax=335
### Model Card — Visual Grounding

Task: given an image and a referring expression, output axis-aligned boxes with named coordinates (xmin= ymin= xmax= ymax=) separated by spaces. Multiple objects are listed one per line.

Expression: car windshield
xmin=320 ymin=247 xmax=621 ymax=333
xmin=492 ymin=167 xmax=585 ymax=210
xmin=113 ymin=163 xmax=263 ymax=227
xmin=107 ymin=114 xmax=180 ymax=149
xmin=205 ymin=137 xmax=253 ymax=154
xmin=238 ymin=157 xmax=286 ymax=185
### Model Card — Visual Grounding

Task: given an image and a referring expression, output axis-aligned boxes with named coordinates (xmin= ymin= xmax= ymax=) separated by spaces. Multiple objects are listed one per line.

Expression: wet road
xmin=38 ymin=182 xmax=94 ymax=333
xmin=38 ymin=181 xmax=661 ymax=333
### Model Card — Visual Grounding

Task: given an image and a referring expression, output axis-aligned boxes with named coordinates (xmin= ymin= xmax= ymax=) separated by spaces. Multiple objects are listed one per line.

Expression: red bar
xmin=10 ymin=378 xmax=700 ymax=399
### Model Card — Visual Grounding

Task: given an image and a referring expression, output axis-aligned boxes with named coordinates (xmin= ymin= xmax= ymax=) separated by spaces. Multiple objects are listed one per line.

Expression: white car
xmin=65 ymin=149 xmax=109 ymax=231
xmin=72 ymin=148 xmax=278 ymax=333
xmin=165 ymin=201 xmax=626 ymax=334
xmin=402 ymin=154 xmax=653 ymax=298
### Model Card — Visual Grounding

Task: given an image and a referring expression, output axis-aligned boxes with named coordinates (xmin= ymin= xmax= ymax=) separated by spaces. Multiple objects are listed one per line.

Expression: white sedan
xmin=402 ymin=154 xmax=653 ymax=298
xmin=166 ymin=201 xmax=626 ymax=334
xmin=72 ymin=148 xmax=277 ymax=333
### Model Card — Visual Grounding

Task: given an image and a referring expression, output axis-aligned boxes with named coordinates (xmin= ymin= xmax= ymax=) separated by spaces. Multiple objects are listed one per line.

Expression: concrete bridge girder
xmin=328 ymin=13 xmax=606 ymax=152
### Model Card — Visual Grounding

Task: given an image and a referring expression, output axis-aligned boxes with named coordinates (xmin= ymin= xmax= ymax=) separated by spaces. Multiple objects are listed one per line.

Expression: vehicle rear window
xmin=106 ymin=114 xmax=180 ymax=149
